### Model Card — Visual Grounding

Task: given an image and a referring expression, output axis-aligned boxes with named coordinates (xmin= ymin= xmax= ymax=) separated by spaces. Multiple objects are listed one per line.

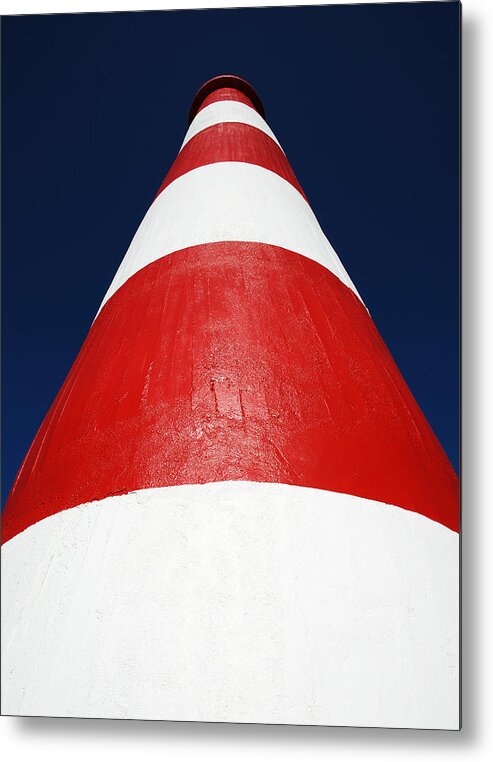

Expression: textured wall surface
xmin=1 ymin=78 xmax=459 ymax=727
xmin=2 ymin=482 xmax=459 ymax=727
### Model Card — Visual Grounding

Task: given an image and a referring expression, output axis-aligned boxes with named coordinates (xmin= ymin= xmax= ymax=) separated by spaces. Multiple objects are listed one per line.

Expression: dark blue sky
xmin=1 ymin=2 xmax=460 ymax=504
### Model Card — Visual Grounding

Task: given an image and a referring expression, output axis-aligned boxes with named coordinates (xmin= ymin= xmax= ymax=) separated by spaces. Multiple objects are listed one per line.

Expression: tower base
xmin=2 ymin=481 xmax=458 ymax=728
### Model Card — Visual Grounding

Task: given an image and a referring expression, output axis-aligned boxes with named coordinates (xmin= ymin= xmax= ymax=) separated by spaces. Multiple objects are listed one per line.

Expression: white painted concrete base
xmin=1 ymin=482 xmax=458 ymax=728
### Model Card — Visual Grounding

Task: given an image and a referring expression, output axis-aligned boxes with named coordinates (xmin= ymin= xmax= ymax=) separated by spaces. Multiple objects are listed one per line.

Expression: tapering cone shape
xmin=2 ymin=76 xmax=458 ymax=728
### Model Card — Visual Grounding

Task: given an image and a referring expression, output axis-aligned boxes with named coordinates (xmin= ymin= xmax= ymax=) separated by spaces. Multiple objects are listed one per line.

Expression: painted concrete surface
xmin=181 ymin=100 xmax=281 ymax=149
xmin=98 ymin=162 xmax=361 ymax=311
xmin=156 ymin=121 xmax=306 ymax=199
xmin=3 ymin=242 xmax=457 ymax=543
xmin=2 ymin=482 xmax=459 ymax=728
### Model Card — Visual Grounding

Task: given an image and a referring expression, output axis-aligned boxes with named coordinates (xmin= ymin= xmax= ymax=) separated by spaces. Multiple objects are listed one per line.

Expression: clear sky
xmin=1 ymin=2 xmax=460 ymax=504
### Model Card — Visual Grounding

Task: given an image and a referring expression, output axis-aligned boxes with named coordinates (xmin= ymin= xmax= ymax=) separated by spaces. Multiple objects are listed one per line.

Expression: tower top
xmin=188 ymin=74 xmax=265 ymax=124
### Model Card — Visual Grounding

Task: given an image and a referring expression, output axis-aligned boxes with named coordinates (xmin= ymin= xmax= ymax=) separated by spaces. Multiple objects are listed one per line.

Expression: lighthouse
xmin=1 ymin=75 xmax=459 ymax=728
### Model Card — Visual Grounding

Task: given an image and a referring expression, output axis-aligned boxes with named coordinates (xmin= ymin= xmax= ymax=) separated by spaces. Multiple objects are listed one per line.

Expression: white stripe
xmin=2 ymin=482 xmax=458 ymax=728
xmin=181 ymin=100 xmax=282 ymax=149
xmin=99 ymin=162 xmax=362 ymax=312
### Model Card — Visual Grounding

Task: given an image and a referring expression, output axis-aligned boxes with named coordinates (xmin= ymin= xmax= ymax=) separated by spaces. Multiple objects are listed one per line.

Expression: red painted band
xmin=197 ymin=87 xmax=257 ymax=113
xmin=188 ymin=77 xmax=264 ymax=122
xmin=156 ymin=122 xmax=306 ymax=200
xmin=3 ymin=242 xmax=458 ymax=543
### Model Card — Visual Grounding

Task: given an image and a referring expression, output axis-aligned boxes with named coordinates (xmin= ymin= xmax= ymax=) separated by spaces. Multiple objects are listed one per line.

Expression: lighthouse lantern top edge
xmin=188 ymin=74 xmax=265 ymax=124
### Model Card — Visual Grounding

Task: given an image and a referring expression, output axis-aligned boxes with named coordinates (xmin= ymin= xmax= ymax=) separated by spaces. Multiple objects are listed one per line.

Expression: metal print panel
xmin=1 ymin=3 xmax=460 ymax=729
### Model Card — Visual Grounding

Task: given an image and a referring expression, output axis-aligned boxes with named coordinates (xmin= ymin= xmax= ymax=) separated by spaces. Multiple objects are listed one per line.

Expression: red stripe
xmin=3 ymin=242 xmax=458 ymax=542
xmin=197 ymin=87 xmax=256 ymax=113
xmin=156 ymin=122 xmax=306 ymax=199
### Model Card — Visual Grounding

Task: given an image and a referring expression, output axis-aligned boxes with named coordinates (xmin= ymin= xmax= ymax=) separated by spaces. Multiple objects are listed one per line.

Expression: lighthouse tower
xmin=2 ymin=76 xmax=458 ymax=728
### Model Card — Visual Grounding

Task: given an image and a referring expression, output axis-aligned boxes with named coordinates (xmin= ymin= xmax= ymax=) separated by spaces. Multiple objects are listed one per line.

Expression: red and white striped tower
xmin=2 ymin=76 xmax=459 ymax=728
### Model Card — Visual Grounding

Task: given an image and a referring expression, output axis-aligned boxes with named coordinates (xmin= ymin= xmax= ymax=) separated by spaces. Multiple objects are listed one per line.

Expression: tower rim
xmin=188 ymin=74 xmax=265 ymax=124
